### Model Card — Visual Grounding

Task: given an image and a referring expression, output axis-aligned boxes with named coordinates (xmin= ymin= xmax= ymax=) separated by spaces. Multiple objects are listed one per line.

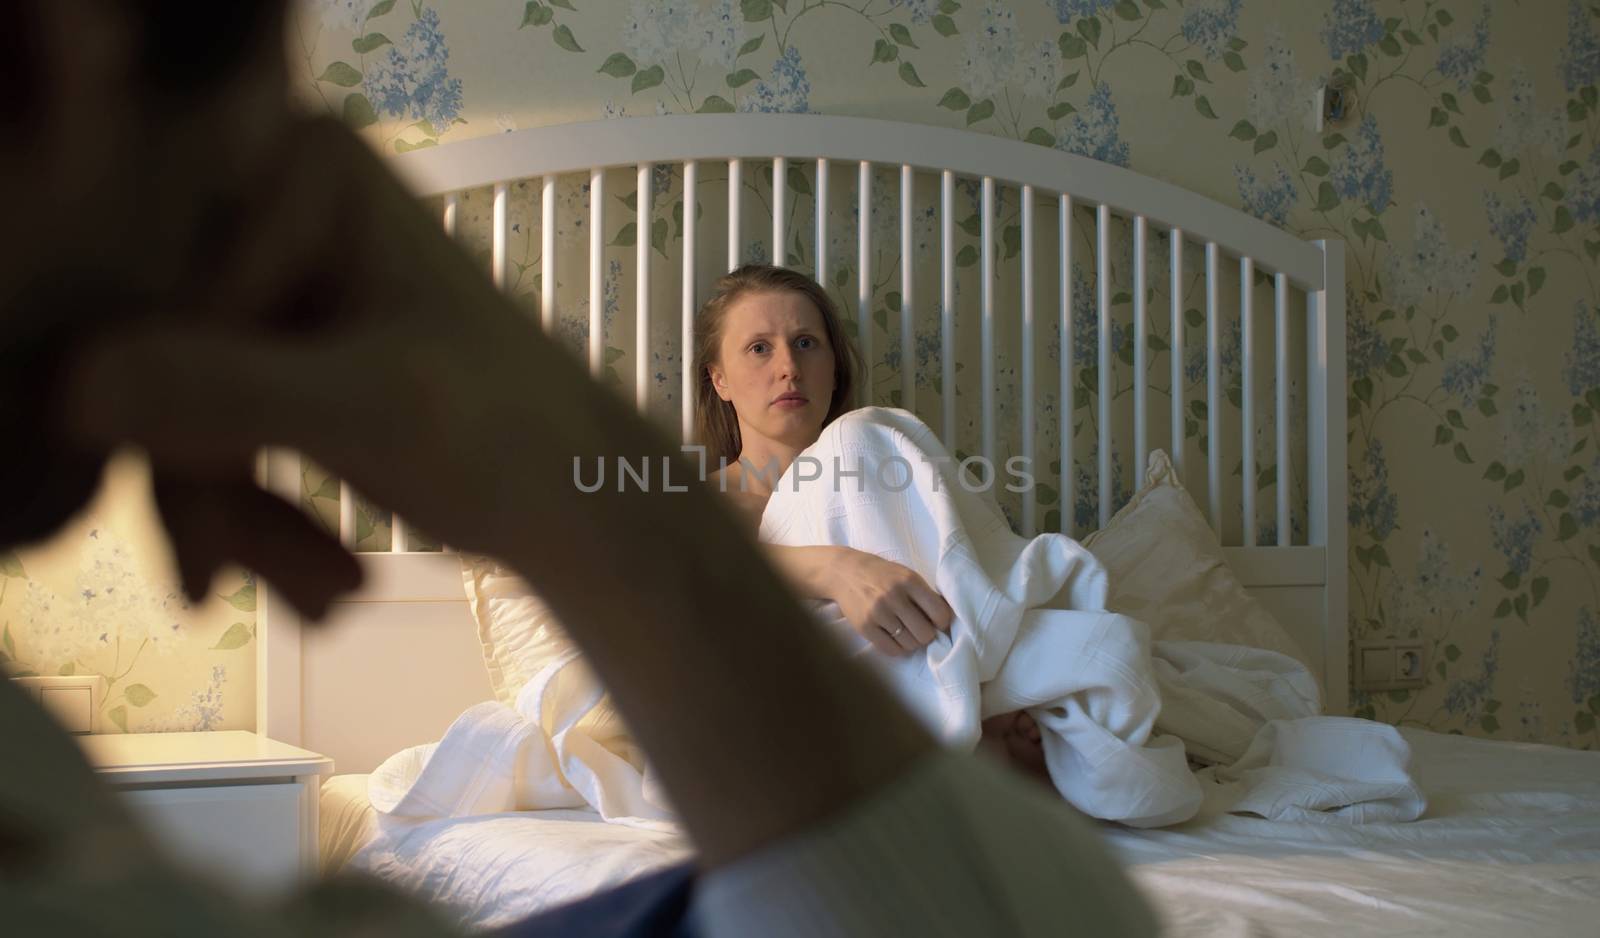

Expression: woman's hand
xmin=829 ymin=549 xmax=955 ymax=657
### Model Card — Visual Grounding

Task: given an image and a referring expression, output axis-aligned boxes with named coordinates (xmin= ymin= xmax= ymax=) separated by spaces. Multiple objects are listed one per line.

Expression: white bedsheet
xmin=368 ymin=409 xmax=1423 ymax=831
xmin=339 ymin=728 xmax=1600 ymax=936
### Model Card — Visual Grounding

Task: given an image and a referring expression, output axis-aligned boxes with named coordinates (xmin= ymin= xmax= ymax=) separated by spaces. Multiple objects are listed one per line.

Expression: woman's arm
xmin=766 ymin=544 xmax=954 ymax=656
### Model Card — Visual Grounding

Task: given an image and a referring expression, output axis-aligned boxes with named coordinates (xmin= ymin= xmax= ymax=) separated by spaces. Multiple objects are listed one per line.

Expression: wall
xmin=4 ymin=0 xmax=1595 ymax=746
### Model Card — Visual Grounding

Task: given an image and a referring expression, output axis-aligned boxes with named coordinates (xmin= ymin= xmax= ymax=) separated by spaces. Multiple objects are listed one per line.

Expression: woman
xmin=694 ymin=264 xmax=1045 ymax=776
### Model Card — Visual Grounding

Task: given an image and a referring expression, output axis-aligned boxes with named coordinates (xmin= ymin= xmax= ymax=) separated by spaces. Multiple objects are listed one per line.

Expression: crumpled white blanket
xmin=370 ymin=408 xmax=1423 ymax=830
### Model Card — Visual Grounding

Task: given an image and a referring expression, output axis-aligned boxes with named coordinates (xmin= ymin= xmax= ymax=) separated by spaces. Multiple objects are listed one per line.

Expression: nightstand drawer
xmin=121 ymin=782 xmax=307 ymax=892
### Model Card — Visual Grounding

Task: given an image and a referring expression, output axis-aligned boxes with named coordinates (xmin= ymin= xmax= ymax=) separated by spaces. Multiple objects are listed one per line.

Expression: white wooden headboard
xmin=256 ymin=114 xmax=1347 ymax=773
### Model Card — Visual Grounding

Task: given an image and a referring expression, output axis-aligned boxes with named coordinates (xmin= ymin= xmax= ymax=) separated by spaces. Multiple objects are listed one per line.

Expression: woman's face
xmin=709 ymin=290 xmax=836 ymax=456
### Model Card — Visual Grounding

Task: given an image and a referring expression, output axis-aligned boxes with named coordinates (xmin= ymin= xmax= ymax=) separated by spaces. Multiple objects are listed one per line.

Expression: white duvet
xmin=370 ymin=408 xmax=1423 ymax=831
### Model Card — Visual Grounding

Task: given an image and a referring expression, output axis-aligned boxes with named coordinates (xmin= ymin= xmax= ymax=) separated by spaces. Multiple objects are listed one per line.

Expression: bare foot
xmin=978 ymin=710 xmax=1052 ymax=788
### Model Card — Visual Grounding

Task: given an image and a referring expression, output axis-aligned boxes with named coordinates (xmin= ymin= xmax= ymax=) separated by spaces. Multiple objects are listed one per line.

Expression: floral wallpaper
xmin=5 ymin=0 xmax=1596 ymax=748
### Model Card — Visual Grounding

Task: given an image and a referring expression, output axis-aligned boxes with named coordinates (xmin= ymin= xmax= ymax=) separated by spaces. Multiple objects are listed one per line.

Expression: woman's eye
xmin=749 ymin=342 xmax=767 ymax=354
xmin=796 ymin=337 xmax=816 ymax=350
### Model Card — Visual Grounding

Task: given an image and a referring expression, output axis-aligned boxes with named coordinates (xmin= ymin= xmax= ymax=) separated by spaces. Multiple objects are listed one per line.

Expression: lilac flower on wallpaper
xmin=1561 ymin=0 xmax=1600 ymax=92
xmin=739 ymin=46 xmax=811 ymax=113
xmin=1489 ymin=505 xmax=1541 ymax=576
xmin=1049 ymin=0 xmax=1116 ymax=24
xmin=695 ymin=0 xmax=744 ymax=71
xmin=959 ymin=3 xmax=1020 ymax=101
xmin=1017 ymin=40 xmax=1063 ymax=101
xmin=1573 ymin=457 xmax=1600 ymax=529
xmin=1185 ymin=317 xmax=1243 ymax=388
xmin=1236 ymin=162 xmax=1298 ymax=227
xmin=1348 ymin=441 xmax=1398 ymax=541
xmin=1499 ymin=378 xmax=1571 ymax=468
xmin=1440 ymin=315 xmax=1497 ymax=405
xmin=1567 ymin=302 xmax=1600 ymax=395
xmin=1572 ymin=608 xmax=1600 ymax=705
xmin=1330 ymin=114 xmax=1393 ymax=215
xmin=1435 ymin=2 xmax=1490 ymax=91
xmin=1494 ymin=65 xmax=1565 ymax=160
xmin=1484 ymin=193 xmax=1537 ymax=264
xmin=317 ymin=0 xmax=367 ymax=32
xmin=1443 ymin=630 xmax=1500 ymax=719
xmin=1569 ymin=146 xmax=1600 ymax=225
xmin=1073 ymin=452 xmax=1128 ymax=532
xmin=1346 ymin=300 xmax=1392 ymax=381
xmin=366 ymin=8 xmax=463 ymax=129
xmin=1382 ymin=528 xmax=1482 ymax=632
xmin=1181 ymin=0 xmax=1243 ymax=60
xmin=1383 ymin=203 xmax=1478 ymax=308
xmin=1055 ymin=83 xmax=1131 ymax=168
xmin=892 ymin=0 xmax=938 ymax=24
xmin=1043 ymin=264 xmax=1100 ymax=369
xmin=1320 ymin=0 xmax=1385 ymax=60
xmin=621 ymin=1 xmax=702 ymax=69
xmin=1248 ymin=27 xmax=1311 ymax=130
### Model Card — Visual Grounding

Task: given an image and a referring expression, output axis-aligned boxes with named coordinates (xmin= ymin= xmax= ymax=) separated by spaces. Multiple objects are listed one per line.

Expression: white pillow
xmin=460 ymin=554 xmax=577 ymax=708
xmin=1082 ymin=449 xmax=1313 ymax=670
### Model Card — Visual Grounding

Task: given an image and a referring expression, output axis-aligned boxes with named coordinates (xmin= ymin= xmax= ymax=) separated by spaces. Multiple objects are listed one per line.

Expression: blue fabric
xmin=492 ymin=862 xmax=699 ymax=938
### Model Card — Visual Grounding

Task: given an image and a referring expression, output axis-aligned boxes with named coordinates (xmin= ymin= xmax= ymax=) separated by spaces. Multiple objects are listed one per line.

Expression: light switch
xmin=1361 ymin=646 xmax=1393 ymax=684
xmin=41 ymin=686 xmax=94 ymax=734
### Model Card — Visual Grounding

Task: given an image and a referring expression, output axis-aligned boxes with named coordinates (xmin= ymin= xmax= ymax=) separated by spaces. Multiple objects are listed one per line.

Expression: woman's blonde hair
xmin=693 ymin=264 xmax=861 ymax=465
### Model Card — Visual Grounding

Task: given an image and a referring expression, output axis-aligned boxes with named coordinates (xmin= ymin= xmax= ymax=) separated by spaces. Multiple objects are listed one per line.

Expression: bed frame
xmin=254 ymin=114 xmax=1347 ymax=774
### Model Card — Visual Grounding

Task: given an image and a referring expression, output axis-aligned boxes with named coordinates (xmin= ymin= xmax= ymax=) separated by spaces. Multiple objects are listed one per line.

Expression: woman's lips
xmin=772 ymin=394 xmax=809 ymax=410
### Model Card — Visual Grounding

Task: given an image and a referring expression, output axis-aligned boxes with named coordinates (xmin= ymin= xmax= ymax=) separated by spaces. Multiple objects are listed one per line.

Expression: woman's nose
xmin=773 ymin=345 xmax=798 ymax=379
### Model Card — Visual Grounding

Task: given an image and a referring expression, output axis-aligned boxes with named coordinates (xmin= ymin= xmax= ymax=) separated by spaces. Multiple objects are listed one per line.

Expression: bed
xmin=248 ymin=113 xmax=1598 ymax=933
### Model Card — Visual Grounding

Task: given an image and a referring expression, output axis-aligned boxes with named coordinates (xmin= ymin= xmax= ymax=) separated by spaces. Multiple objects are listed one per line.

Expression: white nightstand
xmin=77 ymin=730 xmax=334 ymax=895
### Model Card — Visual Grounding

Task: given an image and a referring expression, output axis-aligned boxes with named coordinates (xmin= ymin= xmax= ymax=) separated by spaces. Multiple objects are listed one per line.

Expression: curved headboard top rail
xmin=389 ymin=113 xmax=1325 ymax=291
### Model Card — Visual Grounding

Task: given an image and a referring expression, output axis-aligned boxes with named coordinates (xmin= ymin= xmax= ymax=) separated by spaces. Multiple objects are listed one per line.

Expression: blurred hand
xmin=829 ymin=548 xmax=955 ymax=657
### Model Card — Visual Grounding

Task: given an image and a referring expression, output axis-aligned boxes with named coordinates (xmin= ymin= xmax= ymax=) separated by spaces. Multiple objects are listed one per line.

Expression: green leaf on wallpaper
xmin=1549 ymin=490 xmax=1571 ymax=510
xmin=1553 ymin=206 xmax=1575 ymax=234
xmin=933 ymin=15 xmax=959 ymax=37
xmin=1448 ymin=126 xmax=1468 ymax=148
xmin=1170 ymin=75 xmax=1194 ymax=97
xmin=1003 ymin=224 xmax=1022 ymax=259
xmin=1401 ymin=29 xmax=1421 ymax=46
xmin=1528 ymin=267 xmax=1546 ymax=296
xmin=1499 ymin=158 xmax=1520 ymax=180
xmin=59 ymin=662 xmax=75 ymax=676
xmin=652 ymin=217 xmax=669 ymax=258
xmin=1432 ymin=8 xmax=1453 ymax=26
xmin=741 ymin=0 xmax=773 ymax=21
xmin=1302 ymin=156 xmax=1329 ymax=176
xmin=520 ymin=2 xmax=552 ymax=27
xmin=1348 ymin=54 xmax=1367 ymax=82
xmin=1566 ymin=465 xmax=1587 ymax=483
xmin=1314 ymin=181 xmax=1339 ymax=212
xmin=1492 ymin=597 xmax=1511 ymax=618
xmin=1559 ymin=513 xmax=1580 ymax=541
xmin=1569 ymin=99 xmax=1589 ymax=123
xmin=213 ymin=622 xmax=253 ymax=651
xmin=1585 ymin=87 xmax=1600 ymax=109
xmin=1186 ymin=60 xmax=1210 ymax=84
xmin=1185 ymin=307 xmax=1203 ymax=328
xmin=1490 ymin=284 xmax=1508 ymax=304
xmin=1026 ymin=127 xmax=1056 ymax=147
xmin=1078 ymin=17 xmax=1102 ymax=50
xmin=899 ymin=62 xmax=927 ymax=87
xmin=955 ymin=244 xmax=978 ymax=267
xmin=0 ymin=551 xmax=24 ymax=579
xmin=1493 ymin=257 xmax=1517 ymax=276
xmin=886 ymin=291 xmax=902 ymax=312
xmin=553 ymin=24 xmax=584 ymax=52
xmin=1542 ymin=182 xmax=1565 ymax=201
xmin=343 ymin=92 xmax=377 ymax=130
xmin=1193 ymin=96 xmax=1216 ymax=119
xmin=599 ymin=53 xmax=637 ymax=78
xmin=1588 ymin=240 xmax=1600 ymax=262
xmin=1059 ymin=33 xmax=1088 ymax=59
xmin=1579 ymin=710 xmax=1597 ymax=733
xmin=393 ymin=137 xmax=436 ymax=153
xmin=966 ymin=99 xmax=995 ymax=125
xmin=632 ymin=65 xmax=665 ymax=93
xmin=108 ymin=706 xmax=127 ymax=733
xmin=222 ymin=581 xmax=257 ymax=612
xmin=1229 ymin=120 xmax=1256 ymax=141
xmin=367 ymin=0 xmax=398 ymax=18
xmin=1322 ymin=132 xmax=1346 ymax=150
xmin=1453 ymin=442 xmax=1473 ymax=465
xmin=1428 ymin=106 xmax=1447 ymax=128
xmin=1478 ymin=148 xmax=1502 ymax=168
xmin=312 ymin=476 xmax=341 ymax=503
xmin=1480 ymin=714 xmax=1500 ymax=734
xmin=352 ymin=32 xmax=392 ymax=54
xmin=1368 ymin=218 xmax=1387 ymax=241
xmin=1510 ymin=282 xmax=1525 ymax=310
xmin=1 ymin=626 xmax=13 ymax=659
xmin=786 ymin=163 xmax=811 ymax=195
xmin=1223 ymin=52 xmax=1245 ymax=72
xmin=1147 ymin=0 xmax=1168 ymax=9
xmin=1378 ymin=35 xmax=1402 ymax=57
xmin=698 ymin=95 xmax=735 ymax=113
xmin=1479 ymin=397 xmax=1498 ymax=417
xmin=874 ymin=307 xmax=889 ymax=332
xmin=1351 ymin=375 xmax=1373 ymax=404
xmin=604 ymin=346 xmax=626 ymax=365
xmin=872 ymin=39 xmax=899 ymax=64
xmin=1433 ymin=424 xmax=1452 ymax=446
xmin=1440 ymin=92 xmax=1460 ymax=114
xmin=1253 ymin=131 xmax=1277 ymax=154
xmin=959 ymin=212 xmax=982 ymax=236
xmin=1445 ymin=409 xmax=1466 ymax=429
xmin=1037 ymin=483 xmax=1059 ymax=505
xmin=1114 ymin=0 xmax=1141 ymax=21
xmin=889 ymin=23 xmax=917 ymax=48
xmin=318 ymin=61 xmax=363 ymax=87
xmin=1504 ymin=468 xmax=1525 ymax=491
xmin=939 ymin=87 xmax=972 ymax=110
xmin=1047 ymin=101 xmax=1076 ymax=120
xmin=610 ymin=222 xmax=637 ymax=247
xmin=1441 ymin=323 xmax=1460 ymax=341
xmin=125 ymin=684 xmax=157 ymax=708
xmin=1472 ymin=84 xmax=1494 ymax=107
xmin=739 ymin=35 xmax=765 ymax=57
xmin=549 ymin=0 xmax=576 ymax=9
xmin=1590 ymin=694 xmax=1600 ymax=715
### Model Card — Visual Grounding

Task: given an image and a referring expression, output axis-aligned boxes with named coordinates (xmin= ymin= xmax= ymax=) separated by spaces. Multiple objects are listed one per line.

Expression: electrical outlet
xmin=1354 ymin=640 xmax=1427 ymax=692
